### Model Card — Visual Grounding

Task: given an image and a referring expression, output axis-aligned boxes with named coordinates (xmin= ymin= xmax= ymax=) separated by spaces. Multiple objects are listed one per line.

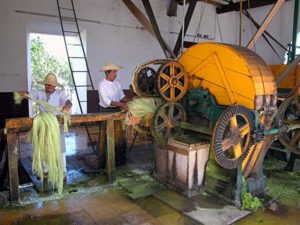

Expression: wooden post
xmin=106 ymin=120 xmax=115 ymax=183
xmin=98 ymin=122 xmax=106 ymax=166
xmin=7 ymin=130 xmax=20 ymax=203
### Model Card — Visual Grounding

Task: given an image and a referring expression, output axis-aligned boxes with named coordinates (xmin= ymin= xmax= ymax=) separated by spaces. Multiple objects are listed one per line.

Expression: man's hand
xmin=120 ymin=102 xmax=128 ymax=111
xmin=18 ymin=91 xmax=28 ymax=97
xmin=62 ymin=100 xmax=72 ymax=112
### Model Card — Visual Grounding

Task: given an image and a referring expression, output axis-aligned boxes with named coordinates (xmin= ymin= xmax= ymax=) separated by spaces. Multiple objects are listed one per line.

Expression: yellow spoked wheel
xmin=212 ymin=105 xmax=255 ymax=169
xmin=157 ymin=61 xmax=188 ymax=102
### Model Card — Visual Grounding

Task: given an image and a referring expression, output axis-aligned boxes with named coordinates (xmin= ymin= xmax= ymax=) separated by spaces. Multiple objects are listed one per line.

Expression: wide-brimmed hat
xmin=100 ymin=63 xmax=123 ymax=72
xmin=38 ymin=72 xmax=63 ymax=87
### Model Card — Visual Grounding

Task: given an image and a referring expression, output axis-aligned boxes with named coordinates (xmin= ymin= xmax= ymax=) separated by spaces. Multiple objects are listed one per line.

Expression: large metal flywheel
xmin=212 ymin=105 xmax=255 ymax=169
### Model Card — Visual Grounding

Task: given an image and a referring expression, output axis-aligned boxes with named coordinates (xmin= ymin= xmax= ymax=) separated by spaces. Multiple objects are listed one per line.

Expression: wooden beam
xmin=5 ymin=112 xmax=126 ymax=131
xmin=183 ymin=41 xmax=198 ymax=48
xmin=142 ymin=0 xmax=175 ymax=58
xmin=106 ymin=120 xmax=115 ymax=183
xmin=167 ymin=0 xmax=177 ymax=17
xmin=246 ymin=0 xmax=285 ymax=49
xmin=243 ymin=10 xmax=288 ymax=51
xmin=98 ymin=122 xmax=106 ymax=166
xmin=7 ymin=131 xmax=20 ymax=203
xmin=122 ymin=0 xmax=175 ymax=58
xmin=217 ymin=0 xmax=288 ymax=14
xmin=173 ymin=0 xmax=198 ymax=57
xmin=243 ymin=10 xmax=285 ymax=60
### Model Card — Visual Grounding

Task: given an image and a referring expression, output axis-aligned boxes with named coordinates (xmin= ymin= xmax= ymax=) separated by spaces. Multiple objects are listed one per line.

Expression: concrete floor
xmin=1 ymin=127 xmax=300 ymax=225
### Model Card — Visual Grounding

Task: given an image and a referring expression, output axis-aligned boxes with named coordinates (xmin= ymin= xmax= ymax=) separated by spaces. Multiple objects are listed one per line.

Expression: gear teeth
xmin=278 ymin=94 xmax=300 ymax=155
xmin=152 ymin=102 xmax=186 ymax=144
xmin=212 ymin=105 xmax=255 ymax=170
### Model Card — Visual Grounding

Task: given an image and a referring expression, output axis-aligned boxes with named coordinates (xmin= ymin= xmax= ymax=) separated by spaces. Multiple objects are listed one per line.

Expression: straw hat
xmin=100 ymin=63 xmax=123 ymax=72
xmin=39 ymin=72 xmax=63 ymax=87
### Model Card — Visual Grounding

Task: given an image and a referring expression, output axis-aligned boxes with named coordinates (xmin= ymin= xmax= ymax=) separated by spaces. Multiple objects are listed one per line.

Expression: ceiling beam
xmin=142 ymin=0 xmax=175 ymax=58
xmin=122 ymin=0 xmax=175 ymax=58
xmin=167 ymin=0 xmax=178 ymax=17
xmin=216 ymin=0 xmax=289 ymax=14
xmin=173 ymin=0 xmax=198 ymax=57
xmin=246 ymin=0 xmax=285 ymax=49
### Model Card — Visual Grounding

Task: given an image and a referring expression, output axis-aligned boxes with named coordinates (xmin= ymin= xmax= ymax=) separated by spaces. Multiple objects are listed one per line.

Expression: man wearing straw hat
xmin=98 ymin=63 xmax=128 ymax=112
xmin=19 ymin=72 xmax=72 ymax=177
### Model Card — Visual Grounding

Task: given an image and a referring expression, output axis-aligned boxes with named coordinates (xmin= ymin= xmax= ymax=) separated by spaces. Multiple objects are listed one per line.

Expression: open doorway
xmin=29 ymin=33 xmax=85 ymax=115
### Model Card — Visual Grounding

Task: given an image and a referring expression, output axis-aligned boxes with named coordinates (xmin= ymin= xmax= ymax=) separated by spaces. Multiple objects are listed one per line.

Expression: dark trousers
xmin=99 ymin=106 xmax=121 ymax=113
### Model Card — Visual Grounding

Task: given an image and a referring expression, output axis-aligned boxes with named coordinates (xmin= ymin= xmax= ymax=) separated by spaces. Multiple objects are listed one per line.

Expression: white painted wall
xmin=241 ymin=0 xmax=296 ymax=64
xmin=0 ymin=0 xmax=298 ymax=92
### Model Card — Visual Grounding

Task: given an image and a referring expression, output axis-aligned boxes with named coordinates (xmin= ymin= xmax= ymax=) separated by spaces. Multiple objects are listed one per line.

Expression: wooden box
xmin=154 ymin=136 xmax=210 ymax=196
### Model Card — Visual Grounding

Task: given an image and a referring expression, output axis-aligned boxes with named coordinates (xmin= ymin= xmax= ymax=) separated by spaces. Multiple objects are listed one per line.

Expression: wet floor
xmin=1 ymin=127 xmax=300 ymax=225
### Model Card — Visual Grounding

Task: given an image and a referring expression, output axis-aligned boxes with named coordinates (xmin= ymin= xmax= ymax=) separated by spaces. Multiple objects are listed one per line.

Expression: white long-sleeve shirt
xmin=30 ymin=89 xmax=69 ymax=115
xmin=98 ymin=78 xmax=125 ymax=108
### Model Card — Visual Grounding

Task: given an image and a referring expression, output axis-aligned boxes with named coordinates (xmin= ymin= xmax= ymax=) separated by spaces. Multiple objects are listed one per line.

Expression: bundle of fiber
xmin=14 ymin=92 xmax=71 ymax=133
xmin=30 ymin=112 xmax=64 ymax=194
xmin=125 ymin=97 xmax=162 ymax=127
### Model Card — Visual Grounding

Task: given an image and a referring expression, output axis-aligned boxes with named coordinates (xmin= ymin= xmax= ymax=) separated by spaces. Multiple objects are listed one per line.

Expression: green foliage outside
xmin=30 ymin=36 xmax=73 ymax=90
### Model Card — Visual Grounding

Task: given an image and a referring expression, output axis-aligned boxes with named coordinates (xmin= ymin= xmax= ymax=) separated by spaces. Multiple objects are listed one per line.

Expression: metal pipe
xmin=290 ymin=0 xmax=300 ymax=62
xmin=239 ymin=0 xmax=243 ymax=46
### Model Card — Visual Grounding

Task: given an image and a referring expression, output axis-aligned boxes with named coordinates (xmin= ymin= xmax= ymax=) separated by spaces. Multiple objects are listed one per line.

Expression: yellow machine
xmin=179 ymin=43 xmax=277 ymax=110
xmin=131 ymin=42 xmax=300 ymax=194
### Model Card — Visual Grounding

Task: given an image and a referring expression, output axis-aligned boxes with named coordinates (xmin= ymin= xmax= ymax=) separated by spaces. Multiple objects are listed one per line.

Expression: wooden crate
xmin=154 ymin=137 xmax=210 ymax=196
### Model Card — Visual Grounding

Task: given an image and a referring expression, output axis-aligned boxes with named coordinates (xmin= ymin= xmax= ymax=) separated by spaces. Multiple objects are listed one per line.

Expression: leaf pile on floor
xmin=118 ymin=174 xmax=166 ymax=200
xmin=264 ymin=156 xmax=300 ymax=207
xmin=241 ymin=192 xmax=263 ymax=210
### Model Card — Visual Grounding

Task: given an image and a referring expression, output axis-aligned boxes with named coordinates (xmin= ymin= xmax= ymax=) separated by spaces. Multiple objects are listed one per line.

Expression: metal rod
xmin=15 ymin=10 xmax=100 ymax=24
xmin=290 ymin=0 xmax=300 ymax=62
xmin=239 ymin=0 xmax=243 ymax=46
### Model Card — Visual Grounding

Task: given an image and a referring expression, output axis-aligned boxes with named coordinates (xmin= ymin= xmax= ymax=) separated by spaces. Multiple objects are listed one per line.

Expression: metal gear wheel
xmin=157 ymin=61 xmax=188 ymax=102
xmin=152 ymin=102 xmax=186 ymax=142
xmin=212 ymin=105 xmax=255 ymax=169
xmin=277 ymin=94 xmax=300 ymax=155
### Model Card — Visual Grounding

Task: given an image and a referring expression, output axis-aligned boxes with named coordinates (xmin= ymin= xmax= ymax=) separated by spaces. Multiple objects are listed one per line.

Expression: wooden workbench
xmin=5 ymin=112 xmax=126 ymax=203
